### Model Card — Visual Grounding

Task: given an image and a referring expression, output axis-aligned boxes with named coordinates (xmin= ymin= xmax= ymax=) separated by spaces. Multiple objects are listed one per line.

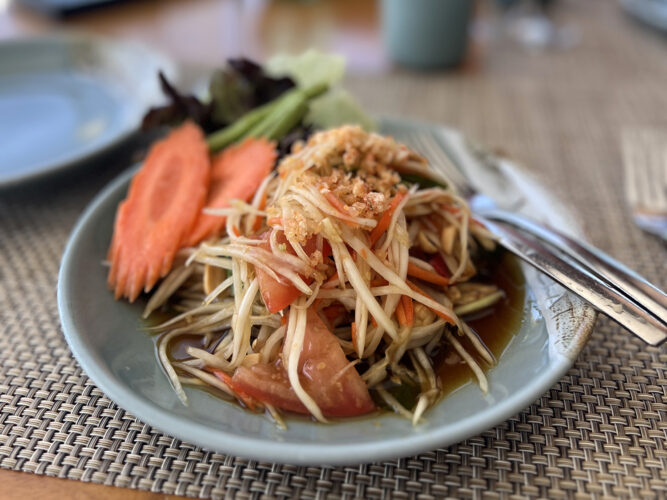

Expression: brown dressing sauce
xmin=168 ymin=334 xmax=209 ymax=361
xmin=435 ymin=252 xmax=526 ymax=398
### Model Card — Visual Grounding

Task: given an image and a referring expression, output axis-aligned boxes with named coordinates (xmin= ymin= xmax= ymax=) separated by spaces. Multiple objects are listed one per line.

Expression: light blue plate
xmin=58 ymin=119 xmax=596 ymax=465
xmin=0 ymin=35 xmax=175 ymax=186
xmin=619 ymin=0 xmax=667 ymax=32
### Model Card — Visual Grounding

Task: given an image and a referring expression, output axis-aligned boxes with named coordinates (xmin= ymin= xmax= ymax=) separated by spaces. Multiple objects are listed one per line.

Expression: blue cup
xmin=381 ymin=0 xmax=473 ymax=69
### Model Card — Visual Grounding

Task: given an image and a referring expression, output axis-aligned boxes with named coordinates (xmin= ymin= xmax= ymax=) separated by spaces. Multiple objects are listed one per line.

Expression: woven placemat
xmin=1 ymin=127 xmax=666 ymax=500
xmin=2 ymin=5 xmax=667 ymax=495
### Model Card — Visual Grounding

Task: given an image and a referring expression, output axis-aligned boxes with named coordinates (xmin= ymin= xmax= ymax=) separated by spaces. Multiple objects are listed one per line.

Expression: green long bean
xmin=205 ymin=82 xmax=329 ymax=152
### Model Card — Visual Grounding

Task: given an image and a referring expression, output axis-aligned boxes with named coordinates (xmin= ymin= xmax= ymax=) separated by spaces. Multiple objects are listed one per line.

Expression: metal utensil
xmin=476 ymin=207 xmax=667 ymax=322
xmin=479 ymin=216 xmax=667 ymax=345
xmin=621 ymin=127 xmax=667 ymax=240
xmin=413 ymin=130 xmax=667 ymax=345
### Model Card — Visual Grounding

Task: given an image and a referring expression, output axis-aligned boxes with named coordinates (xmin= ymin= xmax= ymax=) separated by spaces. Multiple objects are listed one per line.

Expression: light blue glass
xmin=381 ymin=0 xmax=473 ymax=69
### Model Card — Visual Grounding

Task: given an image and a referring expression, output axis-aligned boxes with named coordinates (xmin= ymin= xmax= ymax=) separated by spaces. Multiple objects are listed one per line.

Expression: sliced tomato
xmin=255 ymin=230 xmax=331 ymax=313
xmin=256 ymin=266 xmax=302 ymax=314
xmin=429 ymin=254 xmax=451 ymax=279
xmin=255 ymin=231 xmax=302 ymax=313
xmin=232 ymin=310 xmax=376 ymax=417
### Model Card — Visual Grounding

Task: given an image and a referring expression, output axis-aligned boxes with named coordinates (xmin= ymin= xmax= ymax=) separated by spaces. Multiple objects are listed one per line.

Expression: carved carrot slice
xmin=185 ymin=137 xmax=277 ymax=246
xmin=107 ymin=122 xmax=210 ymax=302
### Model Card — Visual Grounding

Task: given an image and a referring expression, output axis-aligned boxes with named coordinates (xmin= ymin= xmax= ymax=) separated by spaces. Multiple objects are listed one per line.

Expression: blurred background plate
xmin=0 ymin=35 xmax=175 ymax=187
xmin=619 ymin=0 xmax=667 ymax=32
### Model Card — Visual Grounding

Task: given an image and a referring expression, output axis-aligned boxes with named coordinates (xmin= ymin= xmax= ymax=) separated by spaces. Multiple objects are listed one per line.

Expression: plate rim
xmin=619 ymin=0 xmax=667 ymax=33
xmin=58 ymin=119 xmax=592 ymax=465
xmin=0 ymin=33 xmax=176 ymax=187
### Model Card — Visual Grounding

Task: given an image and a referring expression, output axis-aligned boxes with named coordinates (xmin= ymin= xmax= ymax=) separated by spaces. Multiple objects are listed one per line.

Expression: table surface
xmin=1 ymin=0 xmax=666 ymax=499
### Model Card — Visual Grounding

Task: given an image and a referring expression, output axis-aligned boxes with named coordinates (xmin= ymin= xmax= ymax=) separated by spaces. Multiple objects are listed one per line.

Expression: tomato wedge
xmin=429 ymin=254 xmax=451 ymax=279
xmin=255 ymin=230 xmax=331 ymax=313
xmin=232 ymin=309 xmax=376 ymax=417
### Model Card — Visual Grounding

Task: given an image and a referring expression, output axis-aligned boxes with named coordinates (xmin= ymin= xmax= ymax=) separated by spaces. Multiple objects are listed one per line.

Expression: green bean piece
xmin=206 ymin=82 xmax=330 ymax=150
xmin=302 ymin=81 xmax=329 ymax=99
xmin=206 ymin=100 xmax=276 ymax=151
xmin=266 ymin=98 xmax=308 ymax=141
xmin=245 ymin=91 xmax=304 ymax=139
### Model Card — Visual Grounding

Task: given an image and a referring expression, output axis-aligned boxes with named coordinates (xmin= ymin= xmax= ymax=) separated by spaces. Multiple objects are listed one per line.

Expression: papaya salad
xmin=107 ymin=55 xmax=509 ymax=427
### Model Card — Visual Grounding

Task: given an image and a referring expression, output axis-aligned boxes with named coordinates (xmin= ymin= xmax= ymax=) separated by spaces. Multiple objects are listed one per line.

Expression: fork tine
xmin=622 ymin=129 xmax=641 ymax=209
xmin=408 ymin=129 xmax=472 ymax=196
xmin=646 ymin=130 xmax=667 ymax=210
xmin=654 ymin=133 xmax=667 ymax=210
xmin=622 ymin=128 xmax=667 ymax=213
xmin=635 ymin=130 xmax=657 ymax=210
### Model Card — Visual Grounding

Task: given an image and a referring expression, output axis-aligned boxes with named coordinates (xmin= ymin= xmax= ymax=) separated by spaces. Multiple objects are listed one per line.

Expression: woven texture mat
xmin=1 ymin=3 xmax=667 ymax=499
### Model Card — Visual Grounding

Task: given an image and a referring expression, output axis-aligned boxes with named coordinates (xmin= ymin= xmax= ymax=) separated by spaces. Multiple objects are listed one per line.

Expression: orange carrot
xmin=395 ymin=300 xmax=407 ymax=327
xmin=441 ymin=204 xmax=460 ymax=215
xmin=232 ymin=225 xmax=241 ymax=237
xmin=401 ymin=295 xmax=414 ymax=327
xmin=369 ymin=191 xmax=406 ymax=247
xmin=471 ymin=217 xmax=485 ymax=228
xmin=407 ymin=262 xmax=450 ymax=286
xmin=212 ymin=370 xmax=257 ymax=410
xmin=323 ymin=191 xmax=360 ymax=228
xmin=406 ymin=280 xmax=456 ymax=324
xmin=251 ymin=191 xmax=268 ymax=233
xmin=322 ymin=271 xmax=340 ymax=288
xmin=324 ymin=191 xmax=349 ymax=215
xmin=185 ymin=137 xmax=277 ymax=246
xmin=267 ymin=217 xmax=283 ymax=226
xmin=107 ymin=122 xmax=210 ymax=302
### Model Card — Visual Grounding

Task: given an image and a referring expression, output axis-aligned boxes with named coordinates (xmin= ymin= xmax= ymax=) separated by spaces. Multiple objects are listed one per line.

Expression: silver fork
xmin=621 ymin=127 xmax=667 ymax=240
xmin=410 ymin=128 xmax=667 ymax=346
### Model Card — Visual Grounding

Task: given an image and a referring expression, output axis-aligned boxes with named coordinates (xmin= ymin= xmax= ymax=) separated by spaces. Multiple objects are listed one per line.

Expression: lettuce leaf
xmin=267 ymin=50 xmax=375 ymax=131
xmin=305 ymin=88 xmax=376 ymax=131
xmin=266 ymin=50 xmax=345 ymax=89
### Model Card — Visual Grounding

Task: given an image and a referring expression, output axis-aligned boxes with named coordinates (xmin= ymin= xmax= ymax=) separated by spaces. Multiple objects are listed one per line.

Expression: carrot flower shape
xmin=185 ymin=137 xmax=277 ymax=246
xmin=107 ymin=122 xmax=211 ymax=302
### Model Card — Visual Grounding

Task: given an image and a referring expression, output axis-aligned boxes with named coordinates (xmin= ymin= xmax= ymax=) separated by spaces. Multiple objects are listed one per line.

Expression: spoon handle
xmin=479 ymin=216 xmax=667 ymax=346
xmin=482 ymin=209 xmax=667 ymax=327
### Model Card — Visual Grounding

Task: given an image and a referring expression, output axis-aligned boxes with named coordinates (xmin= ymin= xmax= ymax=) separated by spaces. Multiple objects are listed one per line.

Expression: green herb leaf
xmin=400 ymin=173 xmax=448 ymax=189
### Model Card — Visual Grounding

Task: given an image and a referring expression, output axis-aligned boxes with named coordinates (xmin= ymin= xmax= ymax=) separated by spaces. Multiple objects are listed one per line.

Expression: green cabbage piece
xmin=267 ymin=50 xmax=375 ymax=131
xmin=305 ymin=88 xmax=376 ymax=131
xmin=266 ymin=49 xmax=345 ymax=89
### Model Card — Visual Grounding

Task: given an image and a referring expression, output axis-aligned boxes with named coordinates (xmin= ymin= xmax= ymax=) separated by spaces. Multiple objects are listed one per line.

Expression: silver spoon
xmin=413 ymin=130 xmax=667 ymax=345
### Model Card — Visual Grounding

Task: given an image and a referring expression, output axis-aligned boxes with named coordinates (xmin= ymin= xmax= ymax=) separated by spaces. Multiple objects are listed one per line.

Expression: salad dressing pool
xmin=435 ymin=252 xmax=526 ymax=398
